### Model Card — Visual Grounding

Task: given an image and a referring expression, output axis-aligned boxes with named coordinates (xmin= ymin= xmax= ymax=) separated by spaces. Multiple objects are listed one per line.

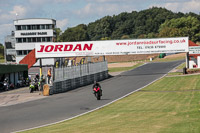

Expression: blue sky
xmin=0 ymin=0 xmax=200 ymax=44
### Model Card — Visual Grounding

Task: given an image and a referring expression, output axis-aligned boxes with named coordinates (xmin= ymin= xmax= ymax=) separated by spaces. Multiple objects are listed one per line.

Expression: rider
xmin=34 ymin=73 xmax=40 ymax=82
xmin=93 ymin=81 xmax=102 ymax=96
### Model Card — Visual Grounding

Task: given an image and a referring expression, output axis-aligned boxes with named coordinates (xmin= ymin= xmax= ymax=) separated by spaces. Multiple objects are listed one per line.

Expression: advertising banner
xmin=35 ymin=37 xmax=189 ymax=58
xmin=189 ymin=46 xmax=200 ymax=54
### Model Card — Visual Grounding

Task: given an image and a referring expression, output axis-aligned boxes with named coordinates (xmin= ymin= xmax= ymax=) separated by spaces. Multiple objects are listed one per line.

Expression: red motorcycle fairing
xmin=93 ymin=87 xmax=100 ymax=92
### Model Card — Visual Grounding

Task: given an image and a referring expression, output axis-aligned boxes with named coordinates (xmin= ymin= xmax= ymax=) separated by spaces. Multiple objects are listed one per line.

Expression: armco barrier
xmin=52 ymin=71 xmax=108 ymax=94
xmin=52 ymin=61 xmax=108 ymax=94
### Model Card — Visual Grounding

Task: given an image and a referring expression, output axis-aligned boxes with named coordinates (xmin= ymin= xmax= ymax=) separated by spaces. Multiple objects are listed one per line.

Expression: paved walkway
xmin=0 ymin=87 xmax=46 ymax=107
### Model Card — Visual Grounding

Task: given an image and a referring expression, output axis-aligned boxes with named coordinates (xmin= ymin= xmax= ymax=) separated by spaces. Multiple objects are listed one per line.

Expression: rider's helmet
xmin=36 ymin=73 xmax=39 ymax=79
xmin=4 ymin=77 xmax=8 ymax=82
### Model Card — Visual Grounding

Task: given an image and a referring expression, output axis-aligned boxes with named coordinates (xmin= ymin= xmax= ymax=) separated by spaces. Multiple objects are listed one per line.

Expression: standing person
xmin=47 ymin=68 xmax=51 ymax=84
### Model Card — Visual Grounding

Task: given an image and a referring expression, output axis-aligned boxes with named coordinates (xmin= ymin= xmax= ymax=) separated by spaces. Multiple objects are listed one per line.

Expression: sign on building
xmin=189 ymin=46 xmax=200 ymax=54
xmin=35 ymin=37 xmax=189 ymax=58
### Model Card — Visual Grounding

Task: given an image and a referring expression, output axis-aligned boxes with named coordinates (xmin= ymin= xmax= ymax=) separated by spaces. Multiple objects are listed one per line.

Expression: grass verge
xmin=108 ymin=63 xmax=143 ymax=72
xmin=167 ymin=63 xmax=186 ymax=76
xmin=153 ymin=54 xmax=185 ymax=62
xmin=21 ymin=75 xmax=200 ymax=133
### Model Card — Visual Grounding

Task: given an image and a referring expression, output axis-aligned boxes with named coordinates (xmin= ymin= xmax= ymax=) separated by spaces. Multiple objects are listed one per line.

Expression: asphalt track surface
xmin=0 ymin=60 xmax=183 ymax=133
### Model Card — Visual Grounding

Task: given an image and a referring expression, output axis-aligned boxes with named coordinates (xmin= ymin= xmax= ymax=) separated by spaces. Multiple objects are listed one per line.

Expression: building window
xmin=22 ymin=38 xmax=27 ymax=43
xmin=32 ymin=25 xmax=36 ymax=30
xmin=22 ymin=25 xmax=26 ymax=30
xmin=37 ymin=25 xmax=40 ymax=30
xmin=27 ymin=25 xmax=31 ymax=30
xmin=32 ymin=38 xmax=36 ymax=42
xmin=17 ymin=50 xmax=23 ymax=55
xmin=41 ymin=25 xmax=45 ymax=29
xmin=17 ymin=38 xmax=22 ymax=43
xmin=24 ymin=50 xmax=27 ymax=55
xmin=16 ymin=25 xmax=21 ymax=30
xmin=46 ymin=24 xmax=50 ymax=29
xmin=37 ymin=37 xmax=41 ymax=42
xmin=28 ymin=38 xmax=31 ymax=42
xmin=42 ymin=37 xmax=46 ymax=42
xmin=46 ymin=37 xmax=50 ymax=42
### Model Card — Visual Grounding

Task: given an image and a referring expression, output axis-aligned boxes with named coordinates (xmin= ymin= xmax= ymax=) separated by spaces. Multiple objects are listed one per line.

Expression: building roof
xmin=14 ymin=18 xmax=56 ymax=25
xmin=0 ymin=64 xmax=28 ymax=74
xmin=14 ymin=18 xmax=56 ymax=21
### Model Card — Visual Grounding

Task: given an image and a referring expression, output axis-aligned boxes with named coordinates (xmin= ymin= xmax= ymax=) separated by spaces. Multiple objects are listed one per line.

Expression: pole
xmin=185 ymin=52 xmax=189 ymax=68
xmin=39 ymin=58 xmax=42 ymax=77
xmin=103 ymin=55 xmax=106 ymax=61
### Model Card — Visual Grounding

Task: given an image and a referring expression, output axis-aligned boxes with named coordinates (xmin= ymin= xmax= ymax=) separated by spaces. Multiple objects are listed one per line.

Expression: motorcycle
xmin=25 ymin=78 xmax=30 ymax=86
xmin=93 ymin=87 xmax=102 ymax=100
xmin=17 ymin=80 xmax=23 ymax=88
xmin=29 ymin=79 xmax=40 ymax=93
xmin=9 ymin=83 xmax=15 ymax=89
xmin=3 ymin=80 xmax=9 ymax=91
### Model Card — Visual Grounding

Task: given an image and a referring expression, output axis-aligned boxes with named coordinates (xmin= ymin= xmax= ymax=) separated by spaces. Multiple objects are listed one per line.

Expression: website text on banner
xmin=35 ymin=37 xmax=189 ymax=58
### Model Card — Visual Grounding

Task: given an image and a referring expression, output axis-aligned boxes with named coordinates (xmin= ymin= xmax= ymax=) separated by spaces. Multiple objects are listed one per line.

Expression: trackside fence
xmin=52 ymin=61 xmax=108 ymax=94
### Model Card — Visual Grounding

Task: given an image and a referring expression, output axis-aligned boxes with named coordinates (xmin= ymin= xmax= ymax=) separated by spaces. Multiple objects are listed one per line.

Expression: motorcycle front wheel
xmin=97 ymin=92 xmax=101 ymax=100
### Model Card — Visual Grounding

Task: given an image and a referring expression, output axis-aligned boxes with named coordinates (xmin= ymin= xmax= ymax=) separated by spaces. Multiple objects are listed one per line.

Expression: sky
xmin=0 ymin=0 xmax=200 ymax=44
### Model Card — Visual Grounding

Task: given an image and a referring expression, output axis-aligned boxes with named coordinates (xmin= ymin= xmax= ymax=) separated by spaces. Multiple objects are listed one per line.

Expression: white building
xmin=4 ymin=31 xmax=16 ymax=62
xmin=14 ymin=18 xmax=56 ymax=66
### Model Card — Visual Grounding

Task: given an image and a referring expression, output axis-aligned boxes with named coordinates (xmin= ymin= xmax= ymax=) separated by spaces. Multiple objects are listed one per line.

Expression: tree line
xmin=57 ymin=7 xmax=200 ymax=43
xmin=0 ymin=43 xmax=4 ymax=59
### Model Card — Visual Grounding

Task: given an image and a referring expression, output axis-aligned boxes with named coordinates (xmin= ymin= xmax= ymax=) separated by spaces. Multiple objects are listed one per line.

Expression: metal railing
xmin=54 ymin=61 xmax=108 ymax=82
xmin=52 ymin=61 xmax=108 ymax=94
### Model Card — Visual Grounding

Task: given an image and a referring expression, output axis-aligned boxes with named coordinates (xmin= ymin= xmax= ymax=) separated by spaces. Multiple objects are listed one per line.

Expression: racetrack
xmin=0 ymin=60 xmax=183 ymax=133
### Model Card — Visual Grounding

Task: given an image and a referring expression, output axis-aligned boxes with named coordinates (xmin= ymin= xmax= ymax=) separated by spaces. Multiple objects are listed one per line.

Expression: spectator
xmin=47 ymin=68 xmax=52 ymax=84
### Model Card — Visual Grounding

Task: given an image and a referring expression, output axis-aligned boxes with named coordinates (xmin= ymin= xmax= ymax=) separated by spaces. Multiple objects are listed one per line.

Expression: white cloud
xmin=0 ymin=5 xmax=26 ymax=43
xmin=86 ymin=0 xmax=130 ymax=2
xmin=29 ymin=0 xmax=71 ymax=4
xmin=54 ymin=0 xmax=72 ymax=2
xmin=0 ymin=23 xmax=14 ymax=44
xmin=56 ymin=19 xmax=68 ymax=30
xmin=28 ymin=0 xmax=48 ymax=5
xmin=10 ymin=5 xmax=27 ymax=17
xmin=0 ymin=5 xmax=26 ymax=24
xmin=75 ymin=3 xmax=134 ymax=18
xmin=151 ymin=0 xmax=200 ymax=14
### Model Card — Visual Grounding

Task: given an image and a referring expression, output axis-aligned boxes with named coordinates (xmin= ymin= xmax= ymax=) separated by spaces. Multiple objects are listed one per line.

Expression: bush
xmin=186 ymin=68 xmax=200 ymax=74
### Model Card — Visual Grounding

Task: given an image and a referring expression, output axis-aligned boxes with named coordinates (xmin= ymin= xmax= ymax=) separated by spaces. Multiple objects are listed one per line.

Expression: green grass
xmin=153 ymin=55 xmax=185 ymax=62
xmin=177 ymin=62 xmax=186 ymax=69
xmin=167 ymin=63 xmax=186 ymax=76
xmin=0 ymin=59 xmax=4 ymax=63
xmin=22 ymin=75 xmax=200 ymax=133
xmin=108 ymin=63 xmax=144 ymax=72
xmin=167 ymin=72 xmax=183 ymax=76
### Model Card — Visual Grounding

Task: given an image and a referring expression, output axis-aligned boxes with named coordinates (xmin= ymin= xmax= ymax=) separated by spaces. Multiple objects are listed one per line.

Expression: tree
xmin=60 ymin=24 xmax=89 ymax=42
xmin=121 ymin=35 xmax=130 ymax=39
xmin=101 ymin=37 xmax=111 ymax=40
xmin=0 ymin=43 xmax=4 ymax=59
xmin=58 ymin=7 xmax=200 ymax=41
xmin=0 ymin=43 xmax=3 ymax=48
xmin=158 ymin=16 xmax=200 ymax=42
xmin=54 ymin=28 xmax=62 ymax=42
xmin=87 ymin=16 xmax=114 ymax=40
